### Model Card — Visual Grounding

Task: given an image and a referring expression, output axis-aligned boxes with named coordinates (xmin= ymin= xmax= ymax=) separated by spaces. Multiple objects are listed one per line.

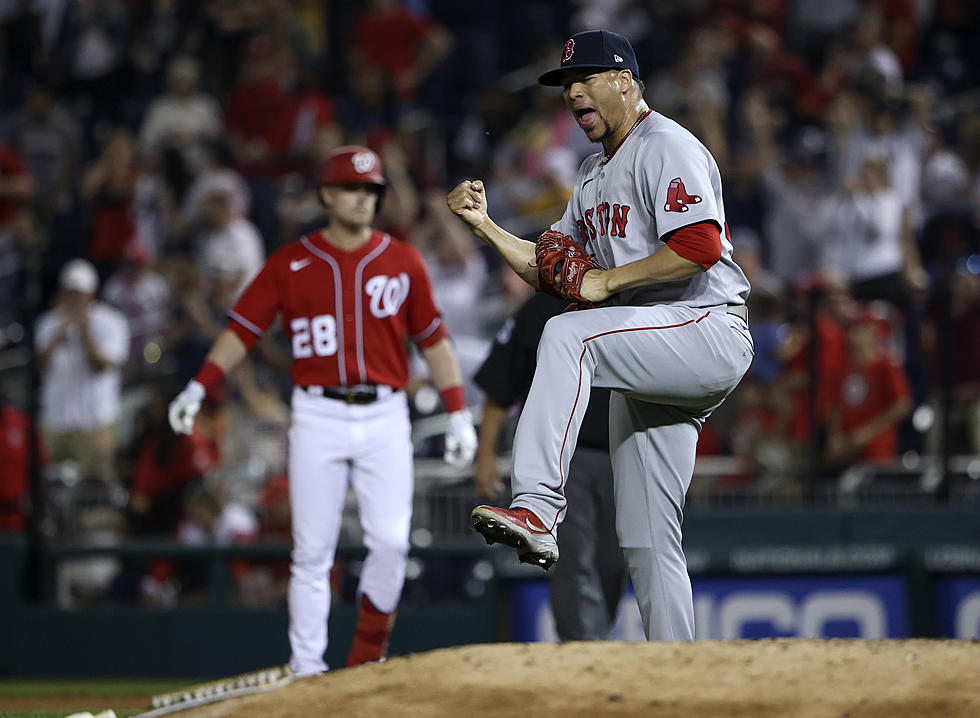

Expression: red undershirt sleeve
xmin=226 ymin=319 xmax=261 ymax=350
xmin=664 ymin=221 xmax=723 ymax=270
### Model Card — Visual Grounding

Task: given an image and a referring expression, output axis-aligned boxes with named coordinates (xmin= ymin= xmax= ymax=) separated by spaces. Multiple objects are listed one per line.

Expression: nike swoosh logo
xmin=582 ymin=177 xmax=595 ymax=187
xmin=290 ymin=258 xmax=312 ymax=272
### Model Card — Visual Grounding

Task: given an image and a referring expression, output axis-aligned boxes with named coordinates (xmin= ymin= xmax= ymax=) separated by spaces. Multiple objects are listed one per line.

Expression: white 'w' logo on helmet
xmin=352 ymin=152 xmax=376 ymax=174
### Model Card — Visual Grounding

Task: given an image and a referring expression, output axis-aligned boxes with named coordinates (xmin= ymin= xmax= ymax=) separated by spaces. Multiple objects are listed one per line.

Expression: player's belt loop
xmin=726 ymin=304 xmax=749 ymax=324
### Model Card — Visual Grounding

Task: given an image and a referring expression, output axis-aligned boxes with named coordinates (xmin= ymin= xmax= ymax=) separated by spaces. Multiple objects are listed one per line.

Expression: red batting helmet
xmin=319 ymin=145 xmax=386 ymax=188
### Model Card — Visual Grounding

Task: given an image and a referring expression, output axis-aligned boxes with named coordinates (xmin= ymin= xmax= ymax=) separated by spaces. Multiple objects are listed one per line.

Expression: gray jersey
xmin=552 ymin=111 xmax=750 ymax=308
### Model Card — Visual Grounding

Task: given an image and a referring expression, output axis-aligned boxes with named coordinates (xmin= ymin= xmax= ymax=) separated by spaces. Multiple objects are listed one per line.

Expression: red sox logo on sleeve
xmin=365 ymin=273 xmax=410 ymax=318
xmin=664 ymin=177 xmax=701 ymax=212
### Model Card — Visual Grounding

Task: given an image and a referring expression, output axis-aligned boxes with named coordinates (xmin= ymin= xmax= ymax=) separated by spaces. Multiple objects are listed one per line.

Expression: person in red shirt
xmin=80 ymin=129 xmax=140 ymax=279
xmin=266 ymin=62 xmax=339 ymax=177
xmin=0 ymin=396 xmax=43 ymax=532
xmin=224 ymin=34 xmax=291 ymax=180
xmin=167 ymin=145 xmax=477 ymax=674
xmin=774 ymin=275 xmax=852 ymax=463
xmin=826 ymin=306 xmax=912 ymax=466
xmin=0 ymin=143 xmax=35 ymax=232
xmin=349 ymin=0 xmax=452 ymax=102
xmin=129 ymin=383 xmax=224 ymax=536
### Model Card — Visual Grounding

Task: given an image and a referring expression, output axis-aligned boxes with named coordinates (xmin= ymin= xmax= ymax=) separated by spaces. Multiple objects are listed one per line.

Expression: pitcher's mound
xmin=178 ymin=639 xmax=979 ymax=718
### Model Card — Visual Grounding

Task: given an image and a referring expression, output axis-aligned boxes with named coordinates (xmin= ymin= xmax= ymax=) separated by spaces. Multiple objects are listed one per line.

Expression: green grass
xmin=0 ymin=679 xmax=198 ymax=718
xmin=0 ymin=680 xmax=191 ymax=699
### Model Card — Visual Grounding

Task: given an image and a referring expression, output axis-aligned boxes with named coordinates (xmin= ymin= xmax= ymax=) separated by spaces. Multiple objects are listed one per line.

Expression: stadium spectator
xmin=59 ymin=0 xmax=130 ymax=140
xmin=266 ymin=62 xmax=339 ymax=178
xmin=139 ymin=479 xmax=259 ymax=606
xmin=223 ymin=32 xmax=292 ymax=243
xmin=35 ymin=259 xmax=130 ymax=484
xmin=826 ymin=153 xmax=928 ymax=305
xmin=5 ymin=83 xmax=83 ymax=216
xmin=0 ymin=388 xmax=44 ymax=532
xmin=0 ymin=143 xmax=35 ymax=232
xmin=0 ymin=142 xmax=37 ymax=305
xmin=773 ymin=274 xmax=853 ymax=470
xmin=348 ymin=0 xmax=452 ymax=104
xmin=138 ymin=55 xmax=224 ymax=176
xmin=102 ymin=240 xmax=172 ymax=380
xmin=743 ymin=93 xmax=836 ymax=289
xmin=192 ymin=180 xmax=265 ymax=300
xmin=128 ymin=382 xmax=225 ymax=536
xmin=850 ymin=9 xmax=904 ymax=96
xmin=80 ymin=128 xmax=140 ymax=279
xmin=825 ymin=306 xmax=912 ymax=468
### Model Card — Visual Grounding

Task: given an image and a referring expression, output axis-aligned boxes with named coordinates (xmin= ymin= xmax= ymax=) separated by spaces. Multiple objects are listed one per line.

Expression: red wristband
xmin=195 ymin=361 xmax=224 ymax=392
xmin=440 ymin=385 xmax=466 ymax=413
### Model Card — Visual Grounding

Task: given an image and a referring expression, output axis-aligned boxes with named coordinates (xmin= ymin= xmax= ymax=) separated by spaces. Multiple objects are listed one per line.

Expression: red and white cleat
xmin=471 ymin=505 xmax=559 ymax=570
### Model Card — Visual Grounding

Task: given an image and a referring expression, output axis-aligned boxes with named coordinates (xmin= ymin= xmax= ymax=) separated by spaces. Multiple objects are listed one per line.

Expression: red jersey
xmin=0 ymin=145 xmax=28 ymax=229
xmin=352 ymin=8 xmax=433 ymax=77
xmin=0 ymin=406 xmax=31 ymax=530
xmin=786 ymin=316 xmax=848 ymax=441
xmin=131 ymin=431 xmax=221 ymax=498
xmin=229 ymin=229 xmax=447 ymax=389
xmin=834 ymin=355 xmax=910 ymax=461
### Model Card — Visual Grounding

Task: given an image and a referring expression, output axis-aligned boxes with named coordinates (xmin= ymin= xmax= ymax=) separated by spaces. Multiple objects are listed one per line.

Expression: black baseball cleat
xmin=471 ymin=505 xmax=559 ymax=570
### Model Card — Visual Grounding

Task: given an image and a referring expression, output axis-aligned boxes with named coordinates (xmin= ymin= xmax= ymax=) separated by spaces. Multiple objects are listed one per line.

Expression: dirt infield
xmin=175 ymin=639 xmax=980 ymax=718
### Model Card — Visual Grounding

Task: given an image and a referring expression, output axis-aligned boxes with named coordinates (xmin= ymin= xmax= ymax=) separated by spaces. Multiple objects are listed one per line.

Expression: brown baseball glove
xmin=534 ymin=229 xmax=604 ymax=306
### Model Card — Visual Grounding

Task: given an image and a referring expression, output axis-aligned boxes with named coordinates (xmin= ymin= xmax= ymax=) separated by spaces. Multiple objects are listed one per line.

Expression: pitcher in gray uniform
xmin=448 ymin=29 xmax=753 ymax=641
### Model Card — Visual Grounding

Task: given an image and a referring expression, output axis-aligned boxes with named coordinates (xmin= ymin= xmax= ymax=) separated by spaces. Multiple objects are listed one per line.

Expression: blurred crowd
xmin=0 ymin=0 xmax=979 ymax=606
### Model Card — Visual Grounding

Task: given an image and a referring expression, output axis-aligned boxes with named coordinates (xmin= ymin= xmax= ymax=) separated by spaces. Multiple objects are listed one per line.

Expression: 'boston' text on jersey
xmin=575 ymin=202 xmax=631 ymax=243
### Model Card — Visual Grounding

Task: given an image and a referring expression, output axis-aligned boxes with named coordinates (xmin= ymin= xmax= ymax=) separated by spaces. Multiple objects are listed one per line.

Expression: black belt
xmin=302 ymin=385 xmax=380 ymax=404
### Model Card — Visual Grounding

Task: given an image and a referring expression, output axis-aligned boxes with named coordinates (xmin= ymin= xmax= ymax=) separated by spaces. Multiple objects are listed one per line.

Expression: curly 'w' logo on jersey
xmin=664 ymin=177 xmax=701 ymax=213
xmin=365 ymin=273 xmax=410 ymax=318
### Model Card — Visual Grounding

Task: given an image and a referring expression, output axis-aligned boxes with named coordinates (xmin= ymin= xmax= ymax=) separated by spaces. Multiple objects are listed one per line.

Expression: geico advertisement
xmin=509 ymin=576 xmax=908 ymax=641
xmin=935 ymin=578 xmax=980 ymax=639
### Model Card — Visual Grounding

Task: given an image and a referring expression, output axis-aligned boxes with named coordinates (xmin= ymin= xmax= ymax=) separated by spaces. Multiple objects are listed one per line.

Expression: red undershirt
xmin=665 ymin=221 xmax=722 ymax=269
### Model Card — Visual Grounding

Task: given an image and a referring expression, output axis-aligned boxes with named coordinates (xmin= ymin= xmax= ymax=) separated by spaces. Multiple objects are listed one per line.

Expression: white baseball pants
xmin=286 ymin=387 xmax=413 ymax=675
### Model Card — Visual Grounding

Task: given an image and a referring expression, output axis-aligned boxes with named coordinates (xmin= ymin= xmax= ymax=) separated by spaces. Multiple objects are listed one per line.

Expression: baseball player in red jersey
xmin=168 ymin=145 xmax=478 ymax=674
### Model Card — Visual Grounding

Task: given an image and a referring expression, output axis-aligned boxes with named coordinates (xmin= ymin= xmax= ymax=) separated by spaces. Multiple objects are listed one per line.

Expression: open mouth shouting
xmin=574 ymin=105 xmax=599 ymax=131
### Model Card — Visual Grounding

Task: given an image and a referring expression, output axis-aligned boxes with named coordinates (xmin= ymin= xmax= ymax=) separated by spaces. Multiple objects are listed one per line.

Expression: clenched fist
xmin=447 ymin=180 xmax=489 ymax=229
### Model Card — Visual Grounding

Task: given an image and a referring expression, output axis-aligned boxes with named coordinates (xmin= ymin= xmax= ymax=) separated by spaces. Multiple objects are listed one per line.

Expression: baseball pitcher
xmin=448 ymin=30 xmax=753 ymax=641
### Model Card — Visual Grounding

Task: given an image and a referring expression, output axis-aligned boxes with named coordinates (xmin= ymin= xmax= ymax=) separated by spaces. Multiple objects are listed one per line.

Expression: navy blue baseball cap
xmin=538 ymin=30 xmax=640 ymax=86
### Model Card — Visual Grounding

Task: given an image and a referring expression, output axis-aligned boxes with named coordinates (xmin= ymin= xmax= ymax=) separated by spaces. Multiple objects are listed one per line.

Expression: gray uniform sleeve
xmin=639 ymin=137 xmax=722 ymax=240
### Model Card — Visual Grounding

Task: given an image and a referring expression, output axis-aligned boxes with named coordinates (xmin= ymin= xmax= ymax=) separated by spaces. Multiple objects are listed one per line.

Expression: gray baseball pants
xmin=510 ymin=304 xmax=753 ymax=640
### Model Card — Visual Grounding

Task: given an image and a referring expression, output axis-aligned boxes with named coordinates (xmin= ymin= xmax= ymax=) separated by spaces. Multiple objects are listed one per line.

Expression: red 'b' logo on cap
xmin=562 ymin=39 xmax=575 ymax=62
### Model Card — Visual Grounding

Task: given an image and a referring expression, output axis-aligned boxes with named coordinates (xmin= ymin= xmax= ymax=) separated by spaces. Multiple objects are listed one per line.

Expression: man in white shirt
xmin=194 ymin=184 xmax=265 ymax=300
xmin=35 ymin=258 xmax=130 ymax=481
